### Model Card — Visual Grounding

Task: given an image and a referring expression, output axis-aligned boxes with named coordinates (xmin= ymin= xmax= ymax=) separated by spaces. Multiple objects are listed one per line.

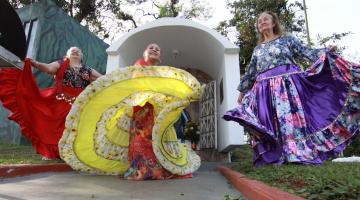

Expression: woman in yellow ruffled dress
xmin=59 ymin=43 xmax=201 ymax=180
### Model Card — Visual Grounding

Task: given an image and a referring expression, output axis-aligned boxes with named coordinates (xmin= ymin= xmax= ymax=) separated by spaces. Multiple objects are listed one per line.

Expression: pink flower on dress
xmin=319 ymin=54 xmax=326 ymax=61
xmin=330 ymin=125 xmax=350 ymax=139
xmin=82 ymin=72 xmax=90 ymax=80
xmin=291 ymin=113 xmax=305 ymax=128
xmin=287 ymin=140 xmax=298 ymax=154
xmin=294 ymin=96 xmax=302 ymax=105
xmin=325 ymin=140 xmax=335 ymax=149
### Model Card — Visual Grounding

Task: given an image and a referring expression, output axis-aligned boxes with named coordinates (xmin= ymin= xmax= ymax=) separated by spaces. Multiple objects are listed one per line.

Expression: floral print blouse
xmin=58 ymin=60 xmax=93 ymax=88
xmin=237 ymin=35 xmax=325 ymax=92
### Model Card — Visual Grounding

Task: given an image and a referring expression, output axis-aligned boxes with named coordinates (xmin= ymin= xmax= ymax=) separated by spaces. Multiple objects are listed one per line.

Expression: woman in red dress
xmin=0 ymin=47 xmax=102 ymax=159
xmin=125 ymin=43 xmax=193 ymax=180
xmin=125 ymin=43 xmax=173 ymax=180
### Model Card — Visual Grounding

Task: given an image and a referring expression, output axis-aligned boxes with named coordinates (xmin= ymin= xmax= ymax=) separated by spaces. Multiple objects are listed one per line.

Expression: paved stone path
xmin=0 ymin=163 xmax=243 ymax=200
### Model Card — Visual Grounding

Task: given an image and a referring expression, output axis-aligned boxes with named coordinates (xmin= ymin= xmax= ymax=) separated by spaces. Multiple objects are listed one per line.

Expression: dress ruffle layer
xmin=0 ymin=59 xmax=82 ymax=158
xmin=59 ymin=65 xmax=202 ymax=175
xmin=224 ymin=52 xmax=359 ymax=166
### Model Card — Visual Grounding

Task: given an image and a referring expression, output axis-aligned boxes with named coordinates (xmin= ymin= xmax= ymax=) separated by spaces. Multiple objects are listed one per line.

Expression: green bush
xmin=344 ymin=137 xmax=360 ymax=156
xmin=184 ymin=121 xmax=200 ymax=144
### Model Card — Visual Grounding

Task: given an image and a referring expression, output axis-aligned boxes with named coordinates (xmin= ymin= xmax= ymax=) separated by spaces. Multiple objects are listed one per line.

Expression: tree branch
xmin=117 ymin=11 xmax=137 ymax=28
xmin=70 ymin=0 xmax=73 ymax=17
xmin=151 ymin=0 xmax=161 ymax=8
xmin=170 ymin=0 xmax=179 ymax=17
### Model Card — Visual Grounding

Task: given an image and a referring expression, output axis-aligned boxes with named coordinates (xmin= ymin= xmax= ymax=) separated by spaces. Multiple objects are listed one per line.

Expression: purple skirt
xmin=224 ymin=52 xmax=359 ymax=166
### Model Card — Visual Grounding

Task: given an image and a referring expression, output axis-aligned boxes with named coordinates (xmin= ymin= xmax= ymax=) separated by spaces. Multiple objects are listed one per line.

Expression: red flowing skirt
xmin=0 ymin=59 xmax=82 ymax=158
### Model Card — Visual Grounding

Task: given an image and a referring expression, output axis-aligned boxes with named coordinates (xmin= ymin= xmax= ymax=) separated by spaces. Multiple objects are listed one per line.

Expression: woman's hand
xmin=328 ymin=45 xmax=337 ymax=52
xmin=29 ymin=60 xmax=60 ymax=75
xmin=237 ymin=92 xmax=244 ymax=104
xmin=90 ymin=69 xmax=102 ymax=81
xmin=30 ymin=59 xmax=39 ymax=68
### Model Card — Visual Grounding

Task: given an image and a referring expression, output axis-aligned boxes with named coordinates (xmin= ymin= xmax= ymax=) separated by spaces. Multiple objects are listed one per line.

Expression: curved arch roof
xmin=107 ymin=17 xmax=239 ymax=78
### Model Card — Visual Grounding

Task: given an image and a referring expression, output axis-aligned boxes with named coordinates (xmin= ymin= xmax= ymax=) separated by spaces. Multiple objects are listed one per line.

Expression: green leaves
xmin=316 ymin=32 xmax=352 ymax=55
xmin=217 ymin=0 xmax=305 ymax=76
xmin=184 ymin=121 xmax=200 ymax=143
xmin=10 ymin=0 xmax=210 ymax=41
xmin=344 ymin=137 xmax=360 ymax=157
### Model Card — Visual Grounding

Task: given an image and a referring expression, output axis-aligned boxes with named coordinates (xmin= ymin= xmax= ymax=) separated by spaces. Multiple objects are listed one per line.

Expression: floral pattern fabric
xmin=59 ymin=65 xmax=201 ymax=176
xmin=224 ymin=52 xmax=359 ymax=166
xmin=58 ymin=60 xmax=92 ymax=88
xmin=124 ymin=102 xmax=174 ymax=180
xmin=238 ymin=35 xmax=325 ymax=93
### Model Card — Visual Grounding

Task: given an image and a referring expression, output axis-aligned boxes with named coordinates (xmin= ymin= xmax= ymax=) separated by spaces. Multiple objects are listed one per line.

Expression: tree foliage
xmin=217 ymin=0 xmax=305 ymax=75
xmin=218 ymin=0 xmax=353 ymax=144
xmin=8 ymin=0 xmax=211 ymax=42
xmin=217 ymin=0 xmax=352 ymax=75
xmin=315 ymin=32 xmax=352 ymax=55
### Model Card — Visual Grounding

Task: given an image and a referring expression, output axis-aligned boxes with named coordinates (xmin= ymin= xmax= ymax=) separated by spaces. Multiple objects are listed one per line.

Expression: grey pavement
xmin=0 ymin=163 xmax=242 ymax=200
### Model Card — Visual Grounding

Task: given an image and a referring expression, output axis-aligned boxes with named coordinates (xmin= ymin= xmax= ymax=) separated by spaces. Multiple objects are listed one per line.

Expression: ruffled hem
xmin=225 ymin=98 xmax=359 ymax=166
xmin=59 ymin=65 xmax=202 ymax=175
xmin=223 ymin=53 xmax=359 ymax=165
xmin=0 ymin=59 xmax=61 ymax=159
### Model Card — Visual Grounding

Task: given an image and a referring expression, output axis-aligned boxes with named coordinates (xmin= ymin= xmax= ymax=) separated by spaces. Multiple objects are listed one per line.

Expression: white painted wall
xmin=217 ymin=53 xmax=245 ymax=152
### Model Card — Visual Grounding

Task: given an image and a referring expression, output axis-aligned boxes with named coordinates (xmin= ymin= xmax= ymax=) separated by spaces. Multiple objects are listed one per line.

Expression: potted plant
xmin=184 ymin=121 xmax=200 ymax=150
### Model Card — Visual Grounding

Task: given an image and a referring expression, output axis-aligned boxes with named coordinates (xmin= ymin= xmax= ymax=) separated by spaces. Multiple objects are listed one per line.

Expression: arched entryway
xmin=106 ymin=18 xmax=245 ymax=153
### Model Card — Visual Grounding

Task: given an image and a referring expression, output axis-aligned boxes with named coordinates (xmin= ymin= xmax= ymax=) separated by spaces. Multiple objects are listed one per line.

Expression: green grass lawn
xmin=230 ymin=145 xmax=360 ymax=200
xmin=0 ymin=143 xmax=63 ymax=164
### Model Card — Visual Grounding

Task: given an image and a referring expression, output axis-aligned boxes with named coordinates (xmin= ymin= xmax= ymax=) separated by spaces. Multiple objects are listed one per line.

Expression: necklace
xmin=70 ymin=63 xmax=81 ymax=75
xmin=69 ymin=64 xmax=81 ymax=81
xmin=70 ymin=64 xmax=81 ymax=69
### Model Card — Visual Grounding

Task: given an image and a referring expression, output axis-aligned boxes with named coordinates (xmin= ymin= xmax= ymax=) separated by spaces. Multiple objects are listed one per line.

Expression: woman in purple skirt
xmin=223 ymin=11 xmax=359 ymax=166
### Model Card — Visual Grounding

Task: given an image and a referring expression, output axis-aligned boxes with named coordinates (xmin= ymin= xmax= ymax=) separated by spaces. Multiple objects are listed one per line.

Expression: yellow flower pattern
xmin=59 ymin=66 xmax=201 ymax=175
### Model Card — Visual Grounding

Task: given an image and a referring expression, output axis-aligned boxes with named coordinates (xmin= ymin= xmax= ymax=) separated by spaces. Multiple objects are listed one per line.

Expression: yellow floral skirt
xmin=59 ymin=66 xmax=201 ymax=176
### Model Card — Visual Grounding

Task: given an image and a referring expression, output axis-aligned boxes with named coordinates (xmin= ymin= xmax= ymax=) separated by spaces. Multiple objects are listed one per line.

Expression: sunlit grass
xmin=0 ymin=143 xmax=63 ymax=164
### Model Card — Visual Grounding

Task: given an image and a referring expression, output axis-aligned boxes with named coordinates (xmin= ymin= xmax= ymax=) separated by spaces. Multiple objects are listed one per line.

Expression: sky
xmin=195 ymin=0 xmax=360 ymax=61
xmin=108 ymin=0 xmax=359 ymax=61
xmin=305 ymin=0 xmax=360 ymax=60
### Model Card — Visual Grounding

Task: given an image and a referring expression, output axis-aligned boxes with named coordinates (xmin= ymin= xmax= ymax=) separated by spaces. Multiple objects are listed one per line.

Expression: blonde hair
xmin=66 ymin=46 xmax=83 ymax=60
xmin=257 ymin=11 xmax=284 ymax=43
